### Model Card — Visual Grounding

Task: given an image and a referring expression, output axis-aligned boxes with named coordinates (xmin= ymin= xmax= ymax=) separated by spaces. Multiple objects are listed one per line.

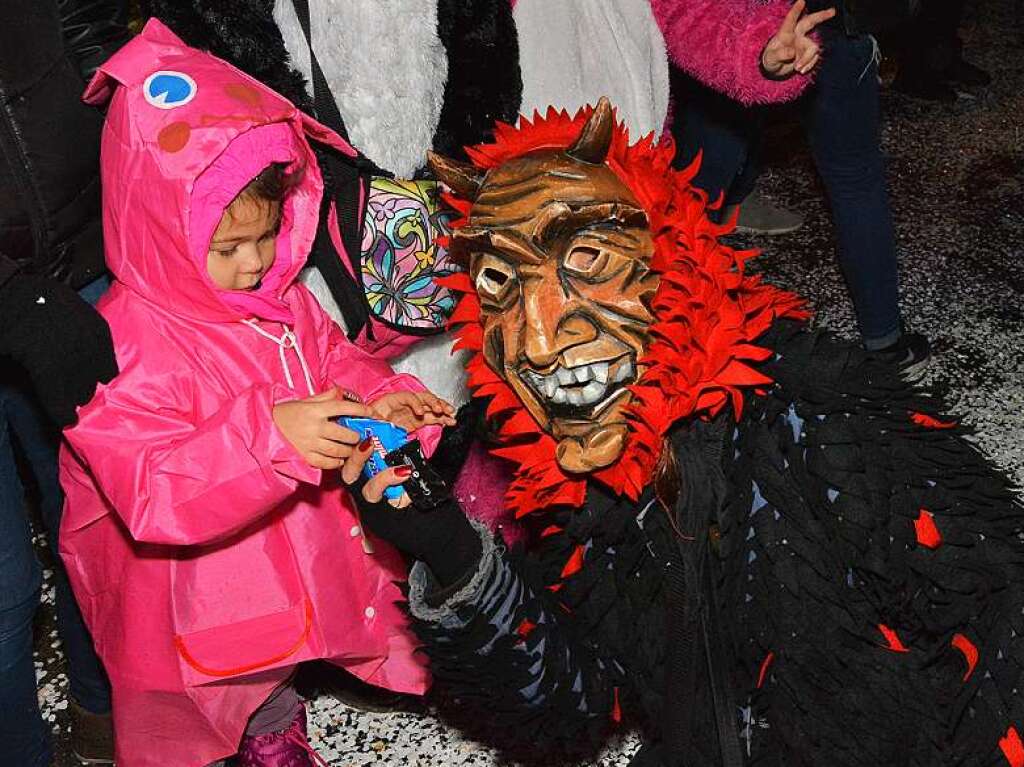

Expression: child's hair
xmin=231 ymin=161 xmax=304 ymax=213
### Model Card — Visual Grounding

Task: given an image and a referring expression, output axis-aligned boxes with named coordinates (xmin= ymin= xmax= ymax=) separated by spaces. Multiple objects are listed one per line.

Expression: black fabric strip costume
xmin=408 ymin=319 xmax=1024 ymax=767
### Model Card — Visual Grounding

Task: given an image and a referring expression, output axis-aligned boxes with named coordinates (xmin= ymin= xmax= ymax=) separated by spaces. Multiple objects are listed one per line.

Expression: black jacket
xmin=410 ymin=321 xmax=1024 ymax=767
xmin=0 ymin=0 xmax=129 ymax=290
xmin=806 ymin=0 xmax=921 ymax=36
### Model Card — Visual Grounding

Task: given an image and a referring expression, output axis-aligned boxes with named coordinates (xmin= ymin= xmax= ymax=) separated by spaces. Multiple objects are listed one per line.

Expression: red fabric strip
xmin=952 ymin=633 xmax=979 ymax=682
xmin=757 ymin=651 xmax=775 ymax=689
xmin=560 ymin=545 xmax=586 ymax=578
xmin=909 ymin=411 xmax=957 ymax=430
xmin=914 ymin=508 xmax=943 ymax=549
xmin=878 ymin=624 xmax=910 ymax=653
xmin=1000 ymin=726 xmax=1024 ymax=767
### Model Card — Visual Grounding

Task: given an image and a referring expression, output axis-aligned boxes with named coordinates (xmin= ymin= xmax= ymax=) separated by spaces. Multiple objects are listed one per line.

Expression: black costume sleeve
xmin=406 ymin=481 xmax=674 ymax=760
xmin=406 ymin=524 xmax=625 ymax=758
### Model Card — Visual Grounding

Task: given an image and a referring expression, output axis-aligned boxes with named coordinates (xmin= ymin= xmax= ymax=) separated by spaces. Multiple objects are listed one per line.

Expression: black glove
xmin=353 ymin=440 xmax=483 ymax=588
xmin=0 ymin=274 xmax=117 ymax=428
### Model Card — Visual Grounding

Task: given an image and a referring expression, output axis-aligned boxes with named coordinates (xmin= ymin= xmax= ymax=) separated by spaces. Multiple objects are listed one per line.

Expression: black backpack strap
xmin=290 ymin=0 xmax=388 ymax=339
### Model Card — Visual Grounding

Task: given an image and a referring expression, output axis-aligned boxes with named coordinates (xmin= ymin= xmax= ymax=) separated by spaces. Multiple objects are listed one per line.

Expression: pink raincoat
xmin=59 ymin=20 xmax=436 ymax=766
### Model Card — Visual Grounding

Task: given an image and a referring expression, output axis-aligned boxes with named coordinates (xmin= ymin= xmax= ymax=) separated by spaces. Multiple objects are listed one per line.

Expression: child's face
xmin=206 ymin=197 xmax=282 ymax=291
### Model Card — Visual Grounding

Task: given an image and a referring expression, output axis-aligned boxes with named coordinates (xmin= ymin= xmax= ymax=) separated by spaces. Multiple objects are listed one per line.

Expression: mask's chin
xmin=555 ymin=422 xmax=630 ymax=474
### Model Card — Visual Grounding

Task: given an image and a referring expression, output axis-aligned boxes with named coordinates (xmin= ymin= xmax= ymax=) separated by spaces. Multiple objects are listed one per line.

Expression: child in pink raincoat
xmin=59 ymin=20 xmax=454 ymax=767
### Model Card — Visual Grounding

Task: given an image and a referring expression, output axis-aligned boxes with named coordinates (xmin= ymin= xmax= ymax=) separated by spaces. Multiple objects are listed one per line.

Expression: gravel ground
xmin=37 ymin=2 xmax=1022 ymax=764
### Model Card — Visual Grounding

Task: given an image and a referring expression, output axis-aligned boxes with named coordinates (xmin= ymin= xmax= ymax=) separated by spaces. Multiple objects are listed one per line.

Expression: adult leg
xmin=5 ymin=385 xmax=111 ymax=715
xmin=894 ymin=0 xmax=974 ymax=100
xmin=668 ymin=67 xmax=761 ymax=220
xmin=0 ymin=388 xmax=52 ymax=767
xmin=803 ymin=30 xmax=903 ymax=350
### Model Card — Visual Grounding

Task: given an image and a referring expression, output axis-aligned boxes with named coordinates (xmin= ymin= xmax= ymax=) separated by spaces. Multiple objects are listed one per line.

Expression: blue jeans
xmin=673 ymin=30 xmax=902 ymax=348
xmin=804 ymin=29 xmax=901 ymax=349
xmin=0 ymin=275 xmax=112 ymax=766
xmin=670 ymin=67 xmax=765 ymax=219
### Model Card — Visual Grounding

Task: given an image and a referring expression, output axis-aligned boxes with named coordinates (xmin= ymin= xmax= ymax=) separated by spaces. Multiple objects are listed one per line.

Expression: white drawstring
xmin=242 ymin=320 xmax=316 ymax=396
xmin=861 ymin=34 xmax=882 ymax=85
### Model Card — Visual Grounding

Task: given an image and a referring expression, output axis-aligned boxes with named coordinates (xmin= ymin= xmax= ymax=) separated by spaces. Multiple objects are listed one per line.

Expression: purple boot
xmin=235 ymin=702 xmax=326 ymax=767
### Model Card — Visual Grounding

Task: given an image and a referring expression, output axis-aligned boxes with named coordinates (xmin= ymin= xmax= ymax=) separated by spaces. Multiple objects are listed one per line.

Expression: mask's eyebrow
xmin=532 ymin=201 xmax=648 ymax=250
xmin=453 ymin=227 xmax=543 ymax=266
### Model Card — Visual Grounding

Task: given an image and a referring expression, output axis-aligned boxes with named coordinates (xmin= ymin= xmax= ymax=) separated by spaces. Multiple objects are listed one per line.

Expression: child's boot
xmin=235 ymin=701 xmax=326 ymax=767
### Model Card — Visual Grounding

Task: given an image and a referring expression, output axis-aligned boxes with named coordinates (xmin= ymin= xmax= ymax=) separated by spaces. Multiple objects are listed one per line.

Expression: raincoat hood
xmin=84 ymin=18 xmax=355 ymax=323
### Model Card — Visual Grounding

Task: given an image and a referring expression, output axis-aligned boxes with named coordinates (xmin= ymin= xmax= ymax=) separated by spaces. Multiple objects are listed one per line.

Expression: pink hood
xmin=84 ymin=18 xmax=355 ymax=323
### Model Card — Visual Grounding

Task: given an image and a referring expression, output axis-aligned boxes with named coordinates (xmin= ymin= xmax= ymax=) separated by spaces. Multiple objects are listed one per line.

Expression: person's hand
xmin=273 ymin=387 xmax=371 ymax=470
xmin=0 ymin=273 xmax=118 ymax=429
xmin=761 ymin=0 xmax=836 ymax=79
xmin=342 ymin=443 xmax=413 ymax=508
xmin=341 ymin=440 xmax=482 ymax=587
xmin=368 ymin=390 xmax=456 ymax=432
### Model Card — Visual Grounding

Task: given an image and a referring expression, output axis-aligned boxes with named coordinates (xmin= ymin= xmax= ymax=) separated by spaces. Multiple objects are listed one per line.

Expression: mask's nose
xmin=521 ymin=269 xmax=599 ymax=369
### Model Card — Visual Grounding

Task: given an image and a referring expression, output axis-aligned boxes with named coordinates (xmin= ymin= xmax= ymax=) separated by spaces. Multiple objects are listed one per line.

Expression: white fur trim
xmin=299 ymin=266 xmax=471 ymax=407
xmin=515 ymin=0 xmax=670 ymax=140
xmin=274 ymin=0 xmax=447 ymax=177
xmin=298 ymin=265 xmax=348 ymax=330
xmin=391 ymin=334 xmax=472 ymax=409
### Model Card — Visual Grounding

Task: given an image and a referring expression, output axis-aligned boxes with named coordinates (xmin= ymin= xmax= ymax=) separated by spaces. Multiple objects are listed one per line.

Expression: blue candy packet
xmin=336 ymin=417 xmax=409 ymax=501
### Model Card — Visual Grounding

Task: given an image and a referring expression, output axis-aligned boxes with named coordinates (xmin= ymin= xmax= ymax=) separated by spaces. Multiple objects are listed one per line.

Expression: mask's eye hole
xmin=473 ymin=254 xmax=517 ymax=308
xmin=482 ymin=267 xmax=509 ymax=286
xmin=564 ymin=246 xmax=601 ymax=273
xmin=563 ymin=244 xmax=610 ymax=278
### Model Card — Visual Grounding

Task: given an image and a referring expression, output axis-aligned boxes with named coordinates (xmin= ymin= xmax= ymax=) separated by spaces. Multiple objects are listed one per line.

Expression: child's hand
xmin=368 ymin=391 xmax=457 ymax=432
xmin=273 ymin=387 xmax=371 ymax=470
xmin=761 ymin=0 xmax=835 ymax=79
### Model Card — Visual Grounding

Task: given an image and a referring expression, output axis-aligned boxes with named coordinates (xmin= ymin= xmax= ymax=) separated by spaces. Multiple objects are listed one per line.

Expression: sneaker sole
xmin=72 ymin=751 xmax=115 ymax=765
xmin=900 ymin=355 xmax=932 ymax=382
xmin=733 ymin=222 xmax=803 ymax=236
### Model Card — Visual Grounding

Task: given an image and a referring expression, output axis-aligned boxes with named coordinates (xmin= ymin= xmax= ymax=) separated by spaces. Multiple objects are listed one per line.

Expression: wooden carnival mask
xmin=429 ymin=100 xmax=660 ymax=474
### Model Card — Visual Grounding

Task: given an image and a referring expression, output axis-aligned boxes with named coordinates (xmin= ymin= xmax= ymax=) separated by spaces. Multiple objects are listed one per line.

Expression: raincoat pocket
xmin=174 ymin=598 xmax=313 ymax=685
xmin=170 ymin=517 xmax=317 ymax=686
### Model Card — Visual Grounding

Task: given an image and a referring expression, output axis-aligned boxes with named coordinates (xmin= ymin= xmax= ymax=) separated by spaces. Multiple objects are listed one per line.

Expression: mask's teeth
xmin=592 ymin=361 xmax=609 ymax=384
xmin=613 ymin=361 xmax=633 ymax=383
xmin=580 ymin=381 xmax=606 ymax=404
xmin=556 ymin=366 xmax=574 ymax=385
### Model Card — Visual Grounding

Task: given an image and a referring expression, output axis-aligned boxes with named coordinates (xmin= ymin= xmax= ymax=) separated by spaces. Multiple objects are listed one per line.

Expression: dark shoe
xmin=70 ymin=701 xmax=114 ymax=764
xmin=892 ymin=75 xmax=958 ymax=103
xmin=947 ymin=58 xmax=992 ymax=87
xmin=729 ymin=191 xmax=804 ymax=236
xmin=294 ymin=662 xmax=420 ymax=713
xmin=868 ymin=332 xmax=932 ymax=380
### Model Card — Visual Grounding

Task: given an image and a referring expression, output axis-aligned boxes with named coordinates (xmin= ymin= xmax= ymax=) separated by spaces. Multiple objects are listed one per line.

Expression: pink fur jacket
xmin=650 ymin=0 xmax=812 ymax=104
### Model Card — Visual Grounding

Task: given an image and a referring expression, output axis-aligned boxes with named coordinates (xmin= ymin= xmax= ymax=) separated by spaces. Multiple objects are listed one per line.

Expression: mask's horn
xmin=567 ymin=97 xmax=614 ymax=165
xmin=427 ymin=151 xmax=485 ymax=200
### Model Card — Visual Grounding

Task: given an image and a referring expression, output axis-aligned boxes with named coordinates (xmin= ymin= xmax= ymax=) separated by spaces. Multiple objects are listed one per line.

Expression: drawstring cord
xmin=860 ymin=34 xmax=882 ymax=85
xmin=242 ymin=320 xmax=316 ymax=396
